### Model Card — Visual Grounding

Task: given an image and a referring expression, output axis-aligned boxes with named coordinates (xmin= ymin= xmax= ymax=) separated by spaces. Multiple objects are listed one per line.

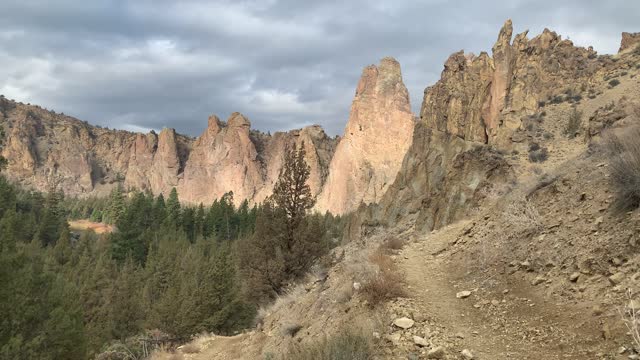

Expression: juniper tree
xmin=238 ymin=142 xmax=326 ymax=302
xmin=272 ymin=142 xmax=315 ymax=238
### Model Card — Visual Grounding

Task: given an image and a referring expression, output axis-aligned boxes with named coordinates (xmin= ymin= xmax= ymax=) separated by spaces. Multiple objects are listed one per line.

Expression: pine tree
xmin=152 ymin=193 xmax=167 ymax=224
xmin=52 ymin=222 xmax=72 ymax=267
xmin=0 ymin=208 xmax=18 ymax=253
xmin=109 ymin=257 xmax=143 ymax=340
xmin=195 ymin=203 xmax=205 ymax=238
xmin=182 ymin=206 xmax=196 ymax=242
xmin=35 ymin=184 xmax=65 ymax=247
xmin=0 ymin=176 xmax=16 ymax=219
xmin=0 ymin=249 xmax=86 ymax=359
xmin=165 ymin=188 xmax=181 ymax=227
xmin=104 ymin=185 xmax=126 ymax=224
xmin=237 ymin=202 xmax=288 ymax=302
xmin=110 ymin=192 xmax=152 ymax=264
xmin=80 ymin=253 xmax=116 ymax=356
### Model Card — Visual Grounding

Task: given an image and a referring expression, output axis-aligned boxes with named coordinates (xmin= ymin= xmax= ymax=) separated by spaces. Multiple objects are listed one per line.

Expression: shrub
xmin=360 ymin=250 xmax=406 ymax=306
xmin=502 ymin=198 xmax=544 ymax=238
xmin=564 ymin=109 xmax=583 ymax=139
xmin=605 ymin=127 xmax=640 ymax=211
xmin=609 ymin=79 xmax=621 ymax=87
xmin=529 ymin=142 xmax=541 ymax=152
xmin=528 ymin=143 xmax=548 ymax=163
xmin=381 ymin=236 xmax=405 ymax=251
xmin=282 ymin=328 xmax=374 ymax=360
xmin=549 ymin=95 xmax=564 ymax=104
xmin=282 ymin=323 xmax=303 ymax=337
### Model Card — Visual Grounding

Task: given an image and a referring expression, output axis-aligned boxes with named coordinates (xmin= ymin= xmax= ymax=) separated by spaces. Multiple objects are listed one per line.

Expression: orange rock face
xmin=315 ymin=57 xmax=415 ymax=214
xmin=178 ymin=112 xmax=264 ymax=205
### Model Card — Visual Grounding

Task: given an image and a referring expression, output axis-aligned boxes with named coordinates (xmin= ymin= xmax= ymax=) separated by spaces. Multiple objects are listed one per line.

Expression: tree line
xmin=0 ymin=141 xmax=346 ymax=359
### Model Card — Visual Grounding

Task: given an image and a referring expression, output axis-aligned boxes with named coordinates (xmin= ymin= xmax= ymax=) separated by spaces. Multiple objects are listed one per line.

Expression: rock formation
xmin=0 ymin=96 xmax=338 ymax=207
xmin=348 ymin=20 xmax=617 ymax=238
xmin=315 ymin=57 xmax=415 ymax=214
xmin=619 ymin=32 xmax=640 ymax=53
xmin=178 ymin=113 xmax=264 ymax=205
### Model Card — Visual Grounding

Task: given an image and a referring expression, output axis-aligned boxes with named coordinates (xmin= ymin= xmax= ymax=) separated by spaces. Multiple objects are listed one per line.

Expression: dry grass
xmin=334 ymin=282 xmax=353 ymax=303
xmin=501 ymin=197 xmax=544 ymax=239
xmin=605 ymin=126 xmax=640 ymax=211
xmin=68 ymin=219 xmax=114 ymax=234
xmin=149 ymin=351 xmax=184 ymax=360
xmin=282 ymin=327 xmax=374 ymax=360
xmin=255 ymin=285 xmax=306 ymax=327
xmin=360 ymin=249 xmax=407 ymax=306
xmin=619 ymin=289 xmax=640 ymax=350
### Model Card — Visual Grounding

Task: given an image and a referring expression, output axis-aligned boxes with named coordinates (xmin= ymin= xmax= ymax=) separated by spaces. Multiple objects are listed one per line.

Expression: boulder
xmin=393 ymin=317 xmax=415 ymax=329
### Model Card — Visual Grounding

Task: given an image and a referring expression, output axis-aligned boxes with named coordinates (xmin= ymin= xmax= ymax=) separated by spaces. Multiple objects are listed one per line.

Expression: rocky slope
xmin=0 ymin=57 xmax=415 ymax=211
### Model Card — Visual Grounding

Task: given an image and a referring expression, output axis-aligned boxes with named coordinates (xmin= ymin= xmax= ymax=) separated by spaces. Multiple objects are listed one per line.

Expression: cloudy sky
xmin=0 ymin=0 xmax=637 ymax=137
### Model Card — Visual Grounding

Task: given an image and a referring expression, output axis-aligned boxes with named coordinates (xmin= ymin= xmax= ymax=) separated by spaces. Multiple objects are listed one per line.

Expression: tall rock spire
xmin=315 ymin=57 xmax=415 ymax=215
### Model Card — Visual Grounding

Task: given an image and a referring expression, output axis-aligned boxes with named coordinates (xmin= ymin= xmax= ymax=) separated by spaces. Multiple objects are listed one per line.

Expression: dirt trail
xmin=397 ymin=221 xmax=605 ymax=360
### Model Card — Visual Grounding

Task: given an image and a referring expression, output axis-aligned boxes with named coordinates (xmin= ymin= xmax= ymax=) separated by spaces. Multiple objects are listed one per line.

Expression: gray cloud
xmin=0 ymin=0 xmax=637 ymax=136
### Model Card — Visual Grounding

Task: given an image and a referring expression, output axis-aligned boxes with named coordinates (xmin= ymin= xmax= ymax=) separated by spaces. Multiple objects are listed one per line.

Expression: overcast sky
xmin=0 ymin=1 xmax=637 ymax=137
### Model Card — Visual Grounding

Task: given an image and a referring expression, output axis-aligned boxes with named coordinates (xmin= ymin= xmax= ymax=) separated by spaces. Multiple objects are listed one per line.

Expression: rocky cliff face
xmin=0 ymin=97 xmax=194 ymax=197
xmin=177 ymin=113 xmax=337 ymax=205
xmin=349 ymin=20 xmax=622 ymax=238
xmin=315 ymin=57 xmax=415 ymax=215
xmin=423 ymin=20 xmax=600 ymax=147
xmin=178 ymin=113 xmax=263 ymax=205
xmin=0 ymin=96 xmax=339 ymax=207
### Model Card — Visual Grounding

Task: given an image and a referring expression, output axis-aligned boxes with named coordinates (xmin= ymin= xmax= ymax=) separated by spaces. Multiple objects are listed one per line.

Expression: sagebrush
xmin=605 ymin=127 xmax=640 ymax=211
xmin=564 ymin=108 xmax=583 ymax=139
